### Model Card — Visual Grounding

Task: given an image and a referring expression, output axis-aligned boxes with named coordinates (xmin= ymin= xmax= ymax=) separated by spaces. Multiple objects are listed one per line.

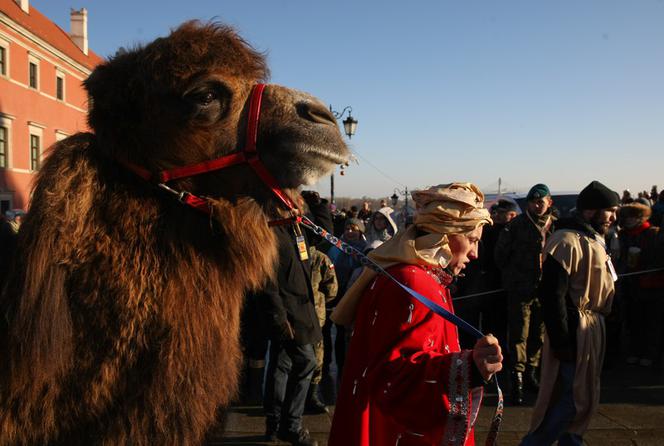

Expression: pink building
xmin=0 ymin=0 xmax=102 ymax=213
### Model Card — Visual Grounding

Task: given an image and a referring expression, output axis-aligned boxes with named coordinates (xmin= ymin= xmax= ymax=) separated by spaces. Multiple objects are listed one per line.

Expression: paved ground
xmin=213 ymin=361 xmax=664 ymax=445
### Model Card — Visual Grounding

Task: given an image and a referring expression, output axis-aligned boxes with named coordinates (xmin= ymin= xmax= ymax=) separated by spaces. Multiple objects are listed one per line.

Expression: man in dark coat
xmin=259 ymin=193 xmax=333 ymax=446
xmin=455 ymin=199 xmax=518 ymax=350
xmin=495 ymin=184 xmax=555 ymax=405
xmin=240 ymin=192 xmax=332 ymax=413
xmin=260 ymin=219 xmax=321 ymax=446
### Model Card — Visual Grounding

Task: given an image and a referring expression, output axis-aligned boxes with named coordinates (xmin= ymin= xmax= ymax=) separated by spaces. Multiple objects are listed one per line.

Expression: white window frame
xmin=28 ymin=53 xmax=40 ymax=90
xmin=28 ymin=122 xmax=44 ymax=171
xmin=55 ymin=68 xmax=65 ymax=101
xmin=55 ymin=129 xmax=69 ymax=142
xmin=0 ymin=113 xmax=14 ymax=168
xmin=0 ymin=36 xmax=9 ymax=78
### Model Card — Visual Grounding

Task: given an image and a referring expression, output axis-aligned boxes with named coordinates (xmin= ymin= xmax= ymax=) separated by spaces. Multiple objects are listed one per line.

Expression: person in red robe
xmin=328 ymin=183 xmax=503 ymax=446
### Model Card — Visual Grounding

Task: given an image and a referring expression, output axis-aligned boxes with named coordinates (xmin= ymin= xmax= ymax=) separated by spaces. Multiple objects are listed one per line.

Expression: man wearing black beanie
xmin=521 ymin=180 xmax=619 ymax=446
xmin=576 ymin=180 xmax=622 ymax=215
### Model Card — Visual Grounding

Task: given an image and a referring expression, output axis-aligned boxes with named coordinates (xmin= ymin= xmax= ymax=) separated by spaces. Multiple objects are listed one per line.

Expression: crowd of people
xmin=454 ymin=182 xmax=664 ymax=445
xmin=3 ymin=180 xmax=662 ymax=446
xmin=235 ymin=180 xmax=664 ymax=446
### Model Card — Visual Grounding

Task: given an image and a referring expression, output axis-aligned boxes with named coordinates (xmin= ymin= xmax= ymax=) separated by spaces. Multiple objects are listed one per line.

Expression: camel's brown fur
xmin=0 ymin=21 xmax=347 ymax=445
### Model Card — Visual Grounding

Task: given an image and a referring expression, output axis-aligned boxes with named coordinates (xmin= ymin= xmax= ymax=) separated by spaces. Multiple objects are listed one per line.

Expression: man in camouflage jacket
xmin=495 ymin=184 xmax=555 ymax=405
xmin=306 ymin=245 xmax=338 ymax=413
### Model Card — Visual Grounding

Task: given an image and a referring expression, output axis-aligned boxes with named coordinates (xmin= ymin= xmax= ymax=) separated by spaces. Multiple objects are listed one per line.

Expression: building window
xmin=30 ymin=134 xmax=40 ymax=170
xmin=55 ymin=130 xmax=69 ymax=142
xmin=0 ymin=126 xmax=7 ymax=168
xmin=56 ymin=73 xmax=65 ymax=100
xmin=0 ymin=46 xmax=6 ymax=76
xmin=29 ymin=61 xmax=38 ymax=89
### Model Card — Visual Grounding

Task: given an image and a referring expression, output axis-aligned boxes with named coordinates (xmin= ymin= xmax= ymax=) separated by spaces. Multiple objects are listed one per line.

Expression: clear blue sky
xmin=33 ymin=0 xmax=664 ymax=200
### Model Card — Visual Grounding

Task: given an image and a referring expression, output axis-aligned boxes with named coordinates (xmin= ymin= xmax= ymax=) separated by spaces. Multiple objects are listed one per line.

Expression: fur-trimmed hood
xmin=619 ymin=202 xmax=652 ymax=226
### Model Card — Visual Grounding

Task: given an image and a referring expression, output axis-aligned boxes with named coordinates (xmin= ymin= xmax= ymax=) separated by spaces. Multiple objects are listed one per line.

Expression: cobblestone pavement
xmin=213 ymin=361 xmax=664 ymax=445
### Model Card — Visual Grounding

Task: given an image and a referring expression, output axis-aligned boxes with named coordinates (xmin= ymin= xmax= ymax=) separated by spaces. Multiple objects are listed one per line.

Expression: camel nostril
xmin=296 ymin=102 xmax=337 ymax=126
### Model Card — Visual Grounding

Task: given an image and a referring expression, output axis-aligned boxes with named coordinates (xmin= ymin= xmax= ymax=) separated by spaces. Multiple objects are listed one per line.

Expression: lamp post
xmin=391 ymin=187 xmax=409 ymax=224
xmin=329 ymin=105 xmax=357 ymax=204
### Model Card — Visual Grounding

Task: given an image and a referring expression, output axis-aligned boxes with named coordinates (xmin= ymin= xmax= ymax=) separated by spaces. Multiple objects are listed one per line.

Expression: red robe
xmin=329 ymin=264 xmax=483 ymax=446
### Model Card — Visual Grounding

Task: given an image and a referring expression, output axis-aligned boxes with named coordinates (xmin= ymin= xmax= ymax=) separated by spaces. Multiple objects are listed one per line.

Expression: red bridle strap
xmin=121 ymin=83 xmax=297 ymax=214
xmin=268 ymin=215 xmax=303 ymax=227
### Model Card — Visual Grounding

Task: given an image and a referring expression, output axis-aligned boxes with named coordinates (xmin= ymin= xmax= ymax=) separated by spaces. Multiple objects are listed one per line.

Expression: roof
xmin=0 ymin=0 xmax=103 ymax=70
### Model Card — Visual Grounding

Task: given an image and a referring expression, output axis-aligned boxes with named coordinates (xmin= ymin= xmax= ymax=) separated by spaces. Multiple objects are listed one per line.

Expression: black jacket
xmin=258 ymin=224 xmax=322 ymax=345
xmin=494 ymin=211 xmax=554 ymax=297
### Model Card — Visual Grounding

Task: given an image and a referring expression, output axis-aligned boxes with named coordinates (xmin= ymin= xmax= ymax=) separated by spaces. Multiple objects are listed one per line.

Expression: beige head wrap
xmin=331 ymin=182 xmax=492 ymax=325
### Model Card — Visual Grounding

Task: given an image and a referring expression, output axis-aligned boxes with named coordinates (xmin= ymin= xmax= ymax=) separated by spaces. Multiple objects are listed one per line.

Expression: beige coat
xmin=530 ymin=229 xmax=615 ymax=435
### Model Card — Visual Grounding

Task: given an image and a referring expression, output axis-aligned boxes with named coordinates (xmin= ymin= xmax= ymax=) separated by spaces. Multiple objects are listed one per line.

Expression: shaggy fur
xmin=0 ymin=21 xmax=347 ymax=445
xmin=619 ymin=202 xmax=652 ymax=224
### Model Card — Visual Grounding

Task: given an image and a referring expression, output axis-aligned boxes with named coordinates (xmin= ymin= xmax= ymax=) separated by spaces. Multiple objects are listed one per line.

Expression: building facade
xmin=0 ymin=0 xmax=101 ymax=213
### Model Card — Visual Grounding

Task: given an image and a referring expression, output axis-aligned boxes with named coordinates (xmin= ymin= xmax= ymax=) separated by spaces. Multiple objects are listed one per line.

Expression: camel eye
xmin=188 ymin=89 xmax=218 ymax=107
xmin=197 ymin=90 xmax=218 ymax=107
xmin=184 ymin=82 xmax=230 ymax=122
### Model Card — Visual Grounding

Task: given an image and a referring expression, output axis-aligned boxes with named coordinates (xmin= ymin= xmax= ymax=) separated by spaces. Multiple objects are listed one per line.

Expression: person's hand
xmin=472 ymin=334 xmax=503 ymax=382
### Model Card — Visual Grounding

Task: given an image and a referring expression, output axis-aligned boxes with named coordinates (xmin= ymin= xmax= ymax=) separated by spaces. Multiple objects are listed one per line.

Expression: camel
xmin=0 ymin=21 xmax=349 ymax=445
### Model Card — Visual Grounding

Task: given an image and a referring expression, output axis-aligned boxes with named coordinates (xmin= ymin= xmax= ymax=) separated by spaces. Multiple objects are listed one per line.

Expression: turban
xmin=331 ymin=182 xmax=491 ymax=325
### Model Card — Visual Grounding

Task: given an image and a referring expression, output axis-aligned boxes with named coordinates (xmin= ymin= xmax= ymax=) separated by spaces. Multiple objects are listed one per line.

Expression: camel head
xmin=85 ymin=21 xmax=350 ymax=212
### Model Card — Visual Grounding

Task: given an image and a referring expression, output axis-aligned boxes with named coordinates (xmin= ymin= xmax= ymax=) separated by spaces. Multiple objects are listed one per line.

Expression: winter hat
xmin=619 ymin=202 xmax=651 ymax=223
xmin=635 ymin=197 xmax=651 ymax=207
xmin=495 ymin=199 xmax=519 ymax=213
xmin=345 ymin=218 xmax=366 ymax=234
xmin=527 ymin=183 xmax=550 ymax=201
xmin=576 ymin=181 xmax=620 ymax=210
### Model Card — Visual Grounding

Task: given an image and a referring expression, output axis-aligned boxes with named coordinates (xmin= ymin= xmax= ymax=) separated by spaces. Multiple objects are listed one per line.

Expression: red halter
xmin=122 ymin=83 xmax=298 ymax=215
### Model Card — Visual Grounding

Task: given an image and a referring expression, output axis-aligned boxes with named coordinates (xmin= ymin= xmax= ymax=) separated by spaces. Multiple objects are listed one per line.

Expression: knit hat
xmin=495 ymin=199 xmax=519 ymax=213
xmin=345 ymin=218 xmax=365 ymax=234
xmin=527 ymin=183 xmax=550 ymax=201
xmin=576 ymin=181 xmax=620 ymax=210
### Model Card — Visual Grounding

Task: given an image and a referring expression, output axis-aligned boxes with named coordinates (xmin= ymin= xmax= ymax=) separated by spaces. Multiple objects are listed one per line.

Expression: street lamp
xmin=391 ymin=187 xmax=409 ymax=221
xmin=331 ymin=106 xmax=358 ymax=139
xmin=329 ymin=105 xmax=358 ymax=204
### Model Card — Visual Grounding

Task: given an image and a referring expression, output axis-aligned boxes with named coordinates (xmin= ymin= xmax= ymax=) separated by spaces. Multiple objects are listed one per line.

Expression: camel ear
xmin=84 ymin=53 xmax=142 ymax=136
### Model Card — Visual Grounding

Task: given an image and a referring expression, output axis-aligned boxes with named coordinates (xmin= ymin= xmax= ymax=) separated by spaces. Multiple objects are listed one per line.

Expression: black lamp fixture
xmin=390 ymin=192 xmax=399 ymax=207
xmin=391 ymin=187 xmax=409 ymax=210
xmin=329 ymin=105 xmax=358 ymax=203
xmin=331 ymin=106 xmax=358 ymax=139
xmin=342 ymin=113 xmax=358 ymax=139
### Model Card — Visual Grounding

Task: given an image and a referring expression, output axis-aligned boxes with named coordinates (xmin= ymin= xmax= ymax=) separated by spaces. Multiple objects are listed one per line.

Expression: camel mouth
xmin=283 ymin=144 xmax=351 ymax=180
xmin=266 ymin=141 xmax=350 ymax=170
xmin=298 ymin=145 xmax=350 ymax=166
xmin=260 ymin=142 xmax=350 ymax=189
